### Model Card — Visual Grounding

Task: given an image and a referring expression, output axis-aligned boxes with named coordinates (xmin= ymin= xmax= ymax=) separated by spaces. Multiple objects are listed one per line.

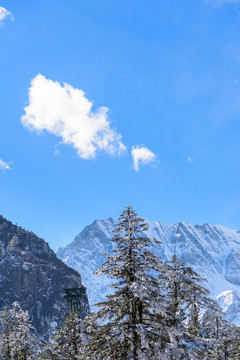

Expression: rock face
xmin=57 ymin=217 xmax=240 ymax=322
xmin=0 ymin=215 xmax=89 ymax=337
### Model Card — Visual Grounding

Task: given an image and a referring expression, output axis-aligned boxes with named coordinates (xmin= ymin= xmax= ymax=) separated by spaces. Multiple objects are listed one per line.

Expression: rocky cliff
xmin=0 ymin=215 xmax=89 ymax=337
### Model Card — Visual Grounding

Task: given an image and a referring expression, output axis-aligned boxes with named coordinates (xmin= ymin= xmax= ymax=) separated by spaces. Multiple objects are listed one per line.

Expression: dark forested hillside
xmin=0 ymin=215 xmax=89 ymax=336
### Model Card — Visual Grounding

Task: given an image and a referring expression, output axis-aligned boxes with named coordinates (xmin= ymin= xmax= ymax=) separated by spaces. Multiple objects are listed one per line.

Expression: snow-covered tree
xmin=200 ymin=306 xmax=225 ymax=358
xmin=85 ymin=205 xmax=173 ymax=359
xmin=40 ymin=311 xmax=84 ymax=360
xmin=201 ymin=309 xmax=240 ymax=360
xmin=0 ymin=302 xmax=39 ymax=360
xmin=85 ymin=205 xmax=198 ymax=359
xmin=226 ymin=324 xmax=240 ymax=360
xmin=0 ymin=306 xmax=13 ymax=359
xmin=161 ymin=255 xmax=211 ymax=333
xmin=79 ymin=312 xmax=102 ymax=360
xmin=158 ymin=254 xmax=215 ymax=358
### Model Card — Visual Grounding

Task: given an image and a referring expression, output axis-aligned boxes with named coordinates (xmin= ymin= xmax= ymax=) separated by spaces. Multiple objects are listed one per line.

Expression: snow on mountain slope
xmin=57 ymin=218 xmax=117 ymax=310
xmin=57 ymin=218 xmax=240 ymax=322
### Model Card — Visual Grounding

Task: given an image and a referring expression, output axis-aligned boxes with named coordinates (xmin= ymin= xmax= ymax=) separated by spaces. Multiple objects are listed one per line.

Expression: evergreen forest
xmin=1 ymin=206 xmax=239 ymax=360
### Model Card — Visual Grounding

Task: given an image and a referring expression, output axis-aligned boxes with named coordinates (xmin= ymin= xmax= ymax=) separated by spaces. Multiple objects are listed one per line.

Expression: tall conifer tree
xmin=158 ymin=255 xmax=214 ymax=358
xmin=86 ymin=205 xmax=170 ymax=359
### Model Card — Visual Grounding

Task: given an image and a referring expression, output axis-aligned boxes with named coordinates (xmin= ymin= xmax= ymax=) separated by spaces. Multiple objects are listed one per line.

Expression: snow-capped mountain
xmin=57 ymin=217 xmax=240 ymax=322
xmin=0 ymin=215 xmax=89 ymax=337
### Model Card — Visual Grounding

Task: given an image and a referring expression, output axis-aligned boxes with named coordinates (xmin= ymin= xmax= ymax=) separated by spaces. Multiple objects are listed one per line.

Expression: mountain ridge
xmin=57 ymin=217 xmax=240 ymax=322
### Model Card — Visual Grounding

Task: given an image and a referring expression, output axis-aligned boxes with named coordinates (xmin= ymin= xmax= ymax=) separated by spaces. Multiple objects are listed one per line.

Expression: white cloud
xmin=131 ymin=145 xmax=157 ymax=171
xmin=187 ymin=156 xmax=194 ymax=164
xmin=21 ymin=74 xmax=126 ymax=159
xmin=0 ymin=7 xmax=13 ymax=24
xmin=0 ymin=159 xmax=11 ymax=171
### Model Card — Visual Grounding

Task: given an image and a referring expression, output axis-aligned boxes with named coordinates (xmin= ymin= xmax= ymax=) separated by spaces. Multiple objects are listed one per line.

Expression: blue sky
xmin=1 ymin=0 xmax=240 ymax=250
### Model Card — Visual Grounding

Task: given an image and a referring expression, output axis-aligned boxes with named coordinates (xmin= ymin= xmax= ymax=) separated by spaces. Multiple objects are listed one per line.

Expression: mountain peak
xmin=57 ymin=217 xmax=240 ymax=322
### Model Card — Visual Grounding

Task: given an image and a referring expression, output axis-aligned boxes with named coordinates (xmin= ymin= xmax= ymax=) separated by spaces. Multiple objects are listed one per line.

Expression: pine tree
xmin=0 ymin=302 xmax=39 ymax=360
xmin=40 ymin=311 xmax=84 ymax=360
xmin=227 ymin=324 xmax=240 ymax=360
xmin=79 ymin=312 xmax=103 ymax=360
xmin=161 ymin=255 xmax=211 ymax=331
xmin=86 ymin=205 xmax=171 ymax=360
xmin=202 ymin=309 xmax=240 ymax=360
xmin=159 ymin=255 xmax=214 ymax=358
xmin=200 ymin=306 xmax=226 ymax=359
xmin=0 ymin=306 xmax=13 ymax=359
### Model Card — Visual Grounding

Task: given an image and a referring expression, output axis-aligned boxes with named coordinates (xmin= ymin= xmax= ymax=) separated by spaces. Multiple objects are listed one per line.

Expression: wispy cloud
xmin=0 ymin=159 xmax=11 ymax=171
xmin=131 ymin=145 xmax=157 ymax=171
xmin=187 ymin=156 xmax=195 ymax=164
xmin=0 ymin=6 xmax=13 ymax=24
xmin=21 ymin=74 xmax=126 ymax=159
